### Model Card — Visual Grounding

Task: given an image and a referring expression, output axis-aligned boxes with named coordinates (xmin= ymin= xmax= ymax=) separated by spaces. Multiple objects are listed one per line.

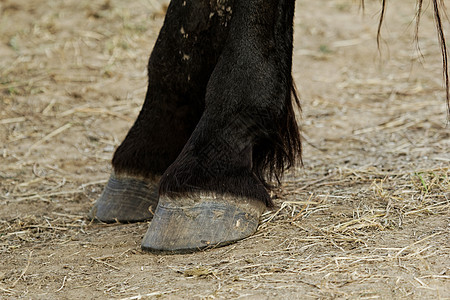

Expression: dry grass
xmin=1 ymin=0 xmax=449 ymax=299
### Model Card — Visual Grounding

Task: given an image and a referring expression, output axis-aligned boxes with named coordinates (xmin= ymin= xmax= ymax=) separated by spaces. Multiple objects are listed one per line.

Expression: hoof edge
xmin=141 ymin=194 xmax=266 ymax=253
xmin=88 ymin=172 xmax=159 ymax=223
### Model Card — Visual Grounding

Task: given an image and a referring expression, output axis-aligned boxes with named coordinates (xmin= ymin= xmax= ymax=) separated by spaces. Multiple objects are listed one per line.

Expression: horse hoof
xmin=88 ymin=172 xmax=159 ymax=222
xmin=141 ymin=194 xmax=266 ymax=253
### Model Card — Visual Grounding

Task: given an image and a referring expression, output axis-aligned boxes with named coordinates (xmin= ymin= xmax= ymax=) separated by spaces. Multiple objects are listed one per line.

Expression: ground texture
xmin=1 ymin=0 xmax=449 ymax=299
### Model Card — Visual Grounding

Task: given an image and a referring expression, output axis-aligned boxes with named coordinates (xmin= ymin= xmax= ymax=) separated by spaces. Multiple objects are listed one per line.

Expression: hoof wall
xmin=88 ymin=173 xmax=159 ymax=223
xmin=141 ymin=194 xmax=266 ymax=253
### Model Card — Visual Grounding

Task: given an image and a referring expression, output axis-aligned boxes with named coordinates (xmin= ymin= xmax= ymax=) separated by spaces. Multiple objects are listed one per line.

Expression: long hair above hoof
xmin=252 ymin=80 xmax=302 ymax=188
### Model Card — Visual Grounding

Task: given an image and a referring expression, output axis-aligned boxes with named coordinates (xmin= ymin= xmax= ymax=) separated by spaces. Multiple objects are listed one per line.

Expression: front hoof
xmin=88 ymin=172 xmax=159 ymax=223
xmin=141 ymin=194 xmax=266 ymax=253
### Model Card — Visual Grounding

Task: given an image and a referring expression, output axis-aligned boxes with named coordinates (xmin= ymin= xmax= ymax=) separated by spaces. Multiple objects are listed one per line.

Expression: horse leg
xmin=142 ymin=0 xmax=301 ymax=252
xmin=89 ymin=0 xmax=233 ymax=222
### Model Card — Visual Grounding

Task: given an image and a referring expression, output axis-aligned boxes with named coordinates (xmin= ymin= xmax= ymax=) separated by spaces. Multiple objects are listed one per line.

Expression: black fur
xmin=112 ymin=0 xmax=234 ymax=177
xmin=159 ymin=0 xmax=301 ymax=207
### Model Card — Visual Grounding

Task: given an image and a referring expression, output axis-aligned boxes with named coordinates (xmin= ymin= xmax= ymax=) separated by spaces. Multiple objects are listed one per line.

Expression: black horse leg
xmin=142 ymin=0 xmax=301 ymax=252
xmin=89 ymin=0 xmax=233 ymax=222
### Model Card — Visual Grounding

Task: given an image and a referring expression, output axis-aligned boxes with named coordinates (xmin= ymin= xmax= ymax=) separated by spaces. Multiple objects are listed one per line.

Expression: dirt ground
xmin=1 ymin=0 xmax=449 ymax=299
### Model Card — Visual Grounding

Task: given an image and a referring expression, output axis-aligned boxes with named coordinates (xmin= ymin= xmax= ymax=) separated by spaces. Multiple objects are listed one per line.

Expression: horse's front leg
xmin=89 ymin=0 xmax=233 ymax=222
xmin=142 ymin=0 xmax=301 ymax=252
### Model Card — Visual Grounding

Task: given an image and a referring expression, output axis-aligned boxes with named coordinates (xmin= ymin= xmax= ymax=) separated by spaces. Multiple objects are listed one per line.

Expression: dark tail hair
xmin=364 ymin=0 xmax=450 ymax=116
